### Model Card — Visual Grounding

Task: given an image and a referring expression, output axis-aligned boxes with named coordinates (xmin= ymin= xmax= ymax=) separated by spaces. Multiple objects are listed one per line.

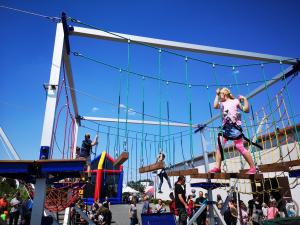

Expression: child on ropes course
xmin=157 ymin=151 xmax=172 ymax=193
xmin=209 ymin=87 xmax=259 ymax=175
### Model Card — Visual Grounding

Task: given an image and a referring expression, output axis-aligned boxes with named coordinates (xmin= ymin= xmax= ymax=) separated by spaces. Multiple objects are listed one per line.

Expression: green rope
xmin=279 ymin=61 xmax=300 ymax=151
xmin=141 ymin=76 xmax=145 ymax=167
xmin=166 ymin=81 xmax=171 ymax=166
xmin=212 ymin=64 xmax=228 ymax=170
xmin=124 ymin=40 xmax=131 ymax=152
xmin=246 ymin=83 xmax=262 ymax=164
xmin=116 ymin=69 xmax=122 ymax=157
xmin=205 ymin=68 xmax=217 ymax=154
xmin=232 ymin=67 xmax=256 ymax=167
xmin=135 ymin=133 xmax=138 ymax=182
xmin=184 ymin=57 xmax=194 ymax=165
xmin=73 ymin=51 xmax=290 ymax=88
xmin=260 ymin=64 xmax=283 ymax=160
xmin=127 ymin=131 xmax=130 ymax=183
xmin=158 ymin=49 xmax=162 ymax=150
xmin=130 ymin=136 xmax=134 ymax=181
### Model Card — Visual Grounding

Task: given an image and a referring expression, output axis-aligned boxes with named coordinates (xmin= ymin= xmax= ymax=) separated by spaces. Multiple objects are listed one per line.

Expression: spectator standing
xmin=169 ymin=192 xmax=177 ymax=216
xmin=194 ymin=191 xmax=207 ymax=225
xmin=262 ymin=203 xmax=268 ymax=221
xmin=141 ymin=195 xmax=150 ymax=214
xmin=103 ymin=196 xmax=110 ymax=210
xmin=0 ymin=195 xmax=8 ymax=212
xmin=217 ymin=194 xmax=223 ymax=210
xmin=248 ymin=196 xmax=262 ymax=225
xmin=267 ymin=201 xmax=279 ymax=220
xmin=9 ymin=192 xmax=21 ymax=225
xmin=20 ymin=197 xmax=33 ymax=225
xmin=175 ymin=176 xmax=188 ymax=225
xmin=186 ymin=195 xmax=194 ymax=219
xmin=129 ymin=199 xmax=138 ymax=225
xmin=155 ymin=199 xmax=166 ymax=213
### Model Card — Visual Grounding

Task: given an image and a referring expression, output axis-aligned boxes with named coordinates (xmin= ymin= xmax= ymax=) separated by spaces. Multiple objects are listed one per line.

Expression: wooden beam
xmin=167 ymin=169 xmax=198 ymax=176
xmin=240 ymin=159 xmax=300 ymax=173
xmin=190 ymin=173 xmax=231 ymax=179
xmin=139 ymin=161 xmax=164 ymax=173
xmin=190 ymin=173 xmax=263 ymax=180
xmin=113 ymin=151 xmax=129 ymax=168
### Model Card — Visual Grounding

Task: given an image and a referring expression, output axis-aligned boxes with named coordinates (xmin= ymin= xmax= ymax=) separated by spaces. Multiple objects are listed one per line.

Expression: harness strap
xmin=217 ymin=128 xmax=262 ymax=161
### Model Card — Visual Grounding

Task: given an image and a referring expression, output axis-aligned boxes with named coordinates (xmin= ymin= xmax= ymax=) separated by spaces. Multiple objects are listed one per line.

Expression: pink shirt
xmin=267 ymin=207 xmax=278 ymax=219
xmin=221 ymin=99 xmax=241 ymax=125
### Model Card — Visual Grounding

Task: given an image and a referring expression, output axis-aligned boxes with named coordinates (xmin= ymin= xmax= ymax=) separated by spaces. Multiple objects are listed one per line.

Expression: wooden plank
xmin=113 ymin=151 xmax=129 ymax=167
xmin=240 ymin=159 xmax=300 ymax=173
xmin=190 ymin=173 xmax=263 ymax=180
xmin=139 ymin=161 xmax=164 ymax=173
xmin=167 ymin=169 xmax=198 ymax=176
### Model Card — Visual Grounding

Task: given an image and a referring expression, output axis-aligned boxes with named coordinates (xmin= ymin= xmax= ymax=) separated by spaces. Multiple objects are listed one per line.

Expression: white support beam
xmin=63 ymin=51 xmax=79 ymax=117
xmin=71 ymin=26 xmax=297 ymax=65
xmin=82 ymin=116 xmax=197 ymax=128
xmin=0 ymin=127 xmax=20 ymax=160
xmin=40 ymin=22 xmax=64 ymax=148
xmin=72 ymin=120 xmax=79 ymax=159
xmin=32 ymin=22 xmax=65 ymax=225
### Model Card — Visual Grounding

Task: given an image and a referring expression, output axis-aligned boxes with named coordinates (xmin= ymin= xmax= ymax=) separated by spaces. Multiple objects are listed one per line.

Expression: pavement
xmin=110 ymin=203 xmax=144 ymax=225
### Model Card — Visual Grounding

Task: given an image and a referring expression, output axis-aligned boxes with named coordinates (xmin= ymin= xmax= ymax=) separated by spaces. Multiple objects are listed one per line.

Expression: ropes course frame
xmin=0 ymin=9 xmax=299 ymax=224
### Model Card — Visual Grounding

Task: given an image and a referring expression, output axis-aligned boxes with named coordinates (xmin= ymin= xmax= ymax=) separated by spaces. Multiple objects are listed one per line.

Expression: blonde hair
xmin=220 ymin=87 xmax=235 ymax=99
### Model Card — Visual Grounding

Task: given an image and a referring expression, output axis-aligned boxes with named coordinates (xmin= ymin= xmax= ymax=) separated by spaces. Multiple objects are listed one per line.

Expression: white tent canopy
xmin=122 ymin=186 xmax=139 ymax=193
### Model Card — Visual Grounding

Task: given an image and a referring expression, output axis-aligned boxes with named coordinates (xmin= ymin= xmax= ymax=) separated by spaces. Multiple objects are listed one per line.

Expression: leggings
xmin=218 ymin=136 xmax=248 ymax=156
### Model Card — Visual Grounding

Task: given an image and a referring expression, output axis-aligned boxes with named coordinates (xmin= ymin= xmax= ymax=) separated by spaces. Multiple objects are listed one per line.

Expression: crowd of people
xmin=0 ymin=192 xmax=33 ymax=225
xmin=72 ymin=196 xmax=112 ymax=225
xmin=135 ymin=175 xmax=297 ymax=225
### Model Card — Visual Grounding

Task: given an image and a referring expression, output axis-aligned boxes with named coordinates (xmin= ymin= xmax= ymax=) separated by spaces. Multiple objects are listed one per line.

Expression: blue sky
xmin=1 ymin=1 xmax=300 ymax=181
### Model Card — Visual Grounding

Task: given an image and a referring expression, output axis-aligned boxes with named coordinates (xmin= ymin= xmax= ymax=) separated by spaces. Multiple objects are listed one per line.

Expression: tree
xmin=127 ymin=180 xmax=145 ymax=193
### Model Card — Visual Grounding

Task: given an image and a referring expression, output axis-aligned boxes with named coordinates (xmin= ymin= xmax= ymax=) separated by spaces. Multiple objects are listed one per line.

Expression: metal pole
xmin=0 ymin=127 xmax=20 ymax=160
xmin=71 ymin=26 xmax=297 ymax=65
xmin=187 ymin=202 xmax=207 ymax=225
xmin=213 ymin=204 xmax=227 ymax=225
xmin=236 ymin=188 xmax=241 ymax=225
xmin=204 ymin=65 xmax=295 ymax=126
xmin=82 ymin=116 xmax=196 ymax=128
xmin=200 ymin=129 xmax=215 ymax=225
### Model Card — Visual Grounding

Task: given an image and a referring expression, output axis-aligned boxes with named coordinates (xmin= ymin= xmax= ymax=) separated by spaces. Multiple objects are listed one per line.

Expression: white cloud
xmin=119 ymin=103 xmax=126 ymax=108
xmin=92 ymin=107 xmax=99 ymax=112
xmin=119 ymin=103 xmax=136 ymax=116
xmin=128 ymin=108 xmax=136 ymax=116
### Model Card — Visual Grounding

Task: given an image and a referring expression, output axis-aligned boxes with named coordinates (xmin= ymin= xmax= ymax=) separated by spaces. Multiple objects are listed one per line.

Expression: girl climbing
xmin=209 ymin=87 xmax=257 ymax=174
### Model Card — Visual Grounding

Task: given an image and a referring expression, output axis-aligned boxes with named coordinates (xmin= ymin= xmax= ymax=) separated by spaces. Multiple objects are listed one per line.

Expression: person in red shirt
xmin=169 ymin=192 xmax=177 ymax=216
xmin=0 ymin=194 xmax=9 ymax=211
xmin=187 ymin=195 xmax=194 ymax=219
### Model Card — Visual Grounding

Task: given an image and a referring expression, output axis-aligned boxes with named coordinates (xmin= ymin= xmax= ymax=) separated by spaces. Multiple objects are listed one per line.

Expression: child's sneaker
xmin=209 ymin=167 xmax=221 ymax=173
xmin=246 ymin=167 xmax=257 ymax=174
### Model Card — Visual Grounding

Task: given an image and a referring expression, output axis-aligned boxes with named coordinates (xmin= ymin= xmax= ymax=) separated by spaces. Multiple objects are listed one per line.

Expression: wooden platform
xmin=190 ymin=173 xmax=263 ymax=180
xmin=167 ymin=168 xmax=198 ymax=176
xmin=113 ymin=151 xmax=129 ymax=167
xmin=139 ymin=161 xmax=164 ymax=173
xmin=240 ymin=159 xmax=300 ymax=173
